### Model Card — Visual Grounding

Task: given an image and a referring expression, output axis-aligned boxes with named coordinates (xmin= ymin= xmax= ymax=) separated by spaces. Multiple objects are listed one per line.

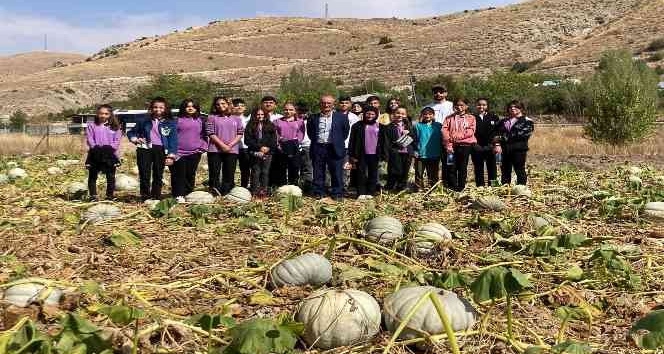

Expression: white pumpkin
xmin=0 ymin=174 xmax=8 ymax=185
xmin=412 ymin=223 xmax=452 ymax=255
xmin=56 ymin=159 xmax=80 ymax=168
xmin=83 ymin=204 xmax=121 ymax=224
xmin=628 ymin=175 xmax=642 ymax=188
xmin=383 ymin=286 xmax=477 ymax=340
xmin=115 ymin=174 xmax=139 ymax=191
xmin=628 ymin=166 xmax=643 ymax=175
xmin=66 ymin=182 xmax=88 ymax=198
xmin=6 ymin=162 xmax=18 ymax=168
xmin=225 ymin=187 xmax=252 ymax=204
xmin=296 ymin=289 xmax=381 ymax=350
xmin=511 ymin=184 xmax=532 ymax=197
xmin=277 ymin=184 xmax=303 ymax=197
xmin=185 ymin=191 xmax=215 ymax=204
xmin=144 ymin=199 xmax=160 ymax=210
xmin=644 ymin=202 xmax=664 ymax=220
xmin=47 ymin=166 xmax=63 ymax=175
xmin=7 ymin=168 xmax=27 ymax=180
xmin=2 ymin=282 xmax=62 ymax=307
xmin=271 ymin=253 xmax=332 ymax=287
xmin=474 ymin=196 xmax=506 ymax=211
xmin=527 ymin=215 xmax=550 ymax=230
xmin=364 ymin=216 xmax=404 ymax=245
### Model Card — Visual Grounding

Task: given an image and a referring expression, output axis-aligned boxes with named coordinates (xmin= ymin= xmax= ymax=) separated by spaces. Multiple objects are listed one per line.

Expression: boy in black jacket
xmin=471 ymin=98 xmax=500 ymax=186
xmin=493 ymin=100 xmax=534 ymax=185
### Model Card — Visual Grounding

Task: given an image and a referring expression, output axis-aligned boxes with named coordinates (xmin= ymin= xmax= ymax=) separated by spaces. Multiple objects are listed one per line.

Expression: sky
xmin=0 ymin=0 xmax=520 ymax=55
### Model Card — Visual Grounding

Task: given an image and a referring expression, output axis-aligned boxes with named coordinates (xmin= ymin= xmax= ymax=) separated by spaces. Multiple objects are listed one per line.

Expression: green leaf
xmin=280 ymin=194 xmax=302 ymax=213
xmin=55 ymin=314 xmax=113 ymax=354
xmin=106 ymin=230 xmax=142 ymax=247
xmin=99 ymin=305 xmax=145 ymax=326
xmin=365 ymin=258 xmax=408 ymax=277
xmin=5 ymin=320 xmax=52 ymax=354
xmin=249 ymin=290 xmax=277 ymax=306
xmin=629 ymin=309 xmax=664 ymax=349
xmin=558 ymin=234 xmax=589 ymax=249
xmin=189 ymin=314 xmax=236 ymax=331
xmin=524 ymin=347 xmax=547 ymax=354
xmin=559 ymin=208 xmax=582 ymax=220
xmin=335 ymin=264 xmax=370 ymax=282
xmin=555 ymin=306 xmax=591 ymax=322
xmin=551 ymin=340 xmax=592 ymax=353
xmin=527 ymin=238 xmax=560 ymax=257
xmin=223 ymin=318 xmax=298 ymax=354
xmin=565 ymin=265 xmax=584 ymax=281
xmin=79 ymin=280 xmax=102 ymax=295
xmin=505 ymin=268 xmax=532 ymax=293
xmin=470 ymin=267 xmax=508 ymax=303
xmin=428 ymin=270 xmax=472 ymax=290
xmin=150 ymin=198 xmax=177 ymax=218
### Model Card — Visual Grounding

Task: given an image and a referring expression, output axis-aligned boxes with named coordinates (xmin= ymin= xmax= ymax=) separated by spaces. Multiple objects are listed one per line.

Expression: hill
xmin=0 ymin=0 xmax=661 ymax=116
xmin=0 ymin=51 xmax=86 ymax=82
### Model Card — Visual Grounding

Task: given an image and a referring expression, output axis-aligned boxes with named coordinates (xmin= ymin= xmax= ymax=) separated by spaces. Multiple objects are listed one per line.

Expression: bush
xmin=646 ymin=38 xmax=664 ymax=52
xmin=378 ymin=36 xmax=392 ymax=45
xmin=277 ymin=68 xmax=338 ymax=113
xmin=510 ymin=58 xmax=543 ymax=73
xmin=584 ymin=50 xmax=659 ymax=145
xmin=346 ymin=79 xmax=389 ymax=97
xmin=648 ymin=51 xmax=664 ymax=62
xmin=9 ymin=110 xmax=28 ymax=132
xmin=655 ymin=65 xmax=664 ymax=75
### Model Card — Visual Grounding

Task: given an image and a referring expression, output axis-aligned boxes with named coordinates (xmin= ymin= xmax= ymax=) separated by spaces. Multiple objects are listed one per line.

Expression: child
xmin=351 ymin=102 xmax=364 ymax=120
xmin=442 ymin=98 xmax=477 ymax=192
xmin=171 ymin=99 xmax=207 ymax=202
xmin=412 ymin=107 xmax=442 ymax=191
xmin=494 ymin=100 xmax=534 ymax=185
xmin=127 ymin=97 xmax=177 ymax=201
xmin=296 ymin=103 xmax=313 ymax=193
xmin=244 ymin=108 xmax=278 ymax=198
xmin=206 ymin=96 xmax=244 ymax=195
xmin=86 ymin=104 xmax=122 ymax=201
xmin=233 ymin=98 xmax=252 ymax=189
xmin=378 ymin=97 xmax=400 ymax=125
xmin=348 ymin=107 xmax=381 ymax=197
xmin=274 ymin=102 xmax=305 ymax=185
xmin=472 ymin=98 xmax=500 ymax=186
xmin=380 ymin=107 xmax=414 ymax=192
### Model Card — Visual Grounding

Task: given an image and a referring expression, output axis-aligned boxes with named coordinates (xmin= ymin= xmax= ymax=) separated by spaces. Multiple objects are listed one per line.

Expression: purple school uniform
xmin=177 ymin=117 xmax=207 ymax=156
xmin=86 ymin=123 xmax=122 ymax=158
xmin=364 ymin=124 xmax=379 ymax=155
xmin=274 ymin=118 xmax=305 ymax=142
xmin=150 ymin=119 xmax=163 ymax=146
xmin=206 ymin=115 xmax=244 ymax=154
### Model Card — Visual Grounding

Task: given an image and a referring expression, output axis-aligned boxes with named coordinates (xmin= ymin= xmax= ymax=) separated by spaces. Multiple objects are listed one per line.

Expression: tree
xmin=584 ymin=50 xmax=659 ymax=145
xmin=278 ymin=68 xmax=338 ymax=113
xmin=9 ymin=110 xmax=28 ymax=132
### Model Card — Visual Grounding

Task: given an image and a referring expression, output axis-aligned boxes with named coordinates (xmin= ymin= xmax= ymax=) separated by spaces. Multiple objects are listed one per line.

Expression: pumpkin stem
xmin=429 ymin=291 xmax=461 ymax=354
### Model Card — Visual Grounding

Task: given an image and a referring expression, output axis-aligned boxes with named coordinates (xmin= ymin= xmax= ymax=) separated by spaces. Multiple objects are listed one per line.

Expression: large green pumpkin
xmin=2 ymin=282 xmax=63 ymax=307
xmin=644 ymin=202 xmax=664 ymax=220
xmin=185 ymin=191 xmax=216 ymax=204
xmin=225 ymin=187 xmax=252 ymax=204
xmin=474 ymin=196 xmax=506 ymax=211
xmin=295 ymin=289 xmax=381 ymax=350
xmin=411 ymin=223 xmax=452 ymax=255
xmin=383 ymin=286 xmax=477 ymax=340
xmin=270 ymin=253 xmax=332 ymax=287
xmin=364 ymin=216 xmax=404 ymax=245
xmin=83 ymin=204 xmax=121 ymax=224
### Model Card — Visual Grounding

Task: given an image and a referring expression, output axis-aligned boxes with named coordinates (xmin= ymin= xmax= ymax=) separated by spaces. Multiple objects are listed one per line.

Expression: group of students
xmin=84 ymin=86 xmax=534 ymax=202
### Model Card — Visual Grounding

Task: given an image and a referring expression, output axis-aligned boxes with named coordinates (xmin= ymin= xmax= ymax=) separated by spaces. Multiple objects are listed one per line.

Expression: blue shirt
xmin=413 ymin=121 xmax=442 ymax=159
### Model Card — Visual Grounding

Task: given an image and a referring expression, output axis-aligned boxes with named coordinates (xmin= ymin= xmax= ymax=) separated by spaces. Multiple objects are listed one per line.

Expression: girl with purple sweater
xmin=85 ymin=104 xmax=122 ymax=201
xmin=274 ymin=102 xmax=305 ymax=185
xmin=171 ymin=99 xmax=208 ymax=202
xmin=206 ymin=96 xmax=244 ymax=195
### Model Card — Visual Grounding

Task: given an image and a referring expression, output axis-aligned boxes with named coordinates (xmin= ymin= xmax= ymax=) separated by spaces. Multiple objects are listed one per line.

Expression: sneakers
xmin=175 ymin=196 xmax=186 ymax=204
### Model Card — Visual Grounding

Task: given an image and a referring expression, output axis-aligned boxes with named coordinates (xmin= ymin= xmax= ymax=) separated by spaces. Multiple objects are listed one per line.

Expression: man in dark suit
xmin=472 ymin=98 xmax=501 ymax=186
xmin=306 ymin=95 xmax=350 ymax=200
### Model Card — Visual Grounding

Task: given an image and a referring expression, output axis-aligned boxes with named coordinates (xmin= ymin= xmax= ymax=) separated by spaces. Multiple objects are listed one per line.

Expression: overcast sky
xmin=0 ymin=0 xmax=520 ymax=55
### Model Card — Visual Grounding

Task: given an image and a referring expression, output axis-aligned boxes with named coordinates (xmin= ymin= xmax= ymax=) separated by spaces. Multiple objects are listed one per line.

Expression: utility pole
xmin=44 ymin=34 xmax=48 ymax=51
xmin=325 ymin=3 xmax=329 ymax=19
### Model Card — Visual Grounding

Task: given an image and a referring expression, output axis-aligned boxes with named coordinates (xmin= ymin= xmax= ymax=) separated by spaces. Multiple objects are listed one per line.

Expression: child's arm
xmin=227 ymin=117 xmax=244 ymax=147
xmin=85 ymin=124 xmax=95 ymax=148
xmin=126 ymin=120 xmax=143 ymax=144
xmin=462 ymin=116 xmax=477 ymax=140
xmin=206 ymin=118 xmax=230 ymax=151
xmin=296 ymin=120 xmax=305 ymax=143
xmin=442 ymin=118 xmax=453 ymax=152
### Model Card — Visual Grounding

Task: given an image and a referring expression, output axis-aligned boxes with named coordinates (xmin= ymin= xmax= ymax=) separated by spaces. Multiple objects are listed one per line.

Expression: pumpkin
xmin=0 ymin=174 xmax=8 ymax=185
xmin=295 ymin=289 xmax=381 ymax=350
xmin=83 ymin=204 xmax=121 ymax=224
xmin=511 ymin=184 xmax=532 ymax=197
xmin=628 ymin=175 xmax=642 ymax=188
xmin=185 ymin=191 xmax=215 ymax=204
xmin=383 ymin=286 xmax=477 ymax=340
xmin=144 ymin=199 xmax=160 ymax=210
xmin=225 ymin=186 xmax=252 ymax=204
xmin=628 ymin=166 xmax=643 ymax=176
xmin=644 ymin=202 xmax=664 ymax=220
xmin=527 ymin=215 xmax=550 ymax=230
xmin=115 ymin=174 xmax=139 ymax=191
xmin=66 ymin=182 xmax=88 ymax=198
xmin=411 ymin=223 xmax=452 ymax=255
xmin=2 ymin=282 xmax=62 ymax=307
xmin=277 ymin=184 xmax=303 ymax=197
xmin=474 ymin=196 xmax=506 ymax=211
xmin=6 ymin=162 xmax=18 ymax=168
xmin=7 ymin=168 xmax=27 ymax=180
xmin=271 ymin=253 xmax=332 ymax=287
xmin=364 ymin=216 xmax=404 ymax=245
xmin=47 ymin=166 xmax=63 ymax=175
xmin=56 ymin=159 xmax=80 ymax=168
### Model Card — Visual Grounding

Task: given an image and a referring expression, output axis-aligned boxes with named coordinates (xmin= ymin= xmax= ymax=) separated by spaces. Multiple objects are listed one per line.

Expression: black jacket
xmin=494 ymin=116 xmax=534 ymax=152
xmin=348 ymin=121 xmax=382 ymax=162
xmin=86 ymin=145 xmax=118 ymax=170
xmin=379 ymin=120 xmax=415 ymax=161
xmin=244 ymin=124 xmax=278 ymax=153
xmin=473 ymin=112 xmax=500 ymax=147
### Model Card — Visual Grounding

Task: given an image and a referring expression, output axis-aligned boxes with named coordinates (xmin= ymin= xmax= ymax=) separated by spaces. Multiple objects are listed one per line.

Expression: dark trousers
xmin=88 ymin=164 xmax=116 ymax=198
xmin=251 ymin=154 xmax=272 ymax=193
xmin=441 ymin=152 xmax=454 ymax=189
xmin=208 ymin=152 xmax=237 ymax=195
xmin=414 ymin=157 xmax=440 ymax=190
xmin=471 ymin=147 xmax=498 ymax=187
xmin=300 ymin=146 xmax=313 ymax=192
xmin=355 ymin=154 xmax=379 ymax=196
xmin=137 ymin=146 xmax=165 ymax=200
xmin=501 ymin=149 xmax=528 ymax=185
xmin=170 ymin=153 xmax=201 ymax=198
xmin=311 ymin=143 xmax=344 ymax=197
xmin=271 ymin=151 xmax=302 ymax=186
xmin=386 ymin=152 xmax=411 ymax=191
xmin=446 ymin=145 xmax=472 ymax=192
xmin=238 ymin=149 xmax=252 ymax=188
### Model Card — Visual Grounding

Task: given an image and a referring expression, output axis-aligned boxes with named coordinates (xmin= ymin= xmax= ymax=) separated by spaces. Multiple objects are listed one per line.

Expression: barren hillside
xmin=0 ymin=0 xmax=661 ymax=116
xmin=0 ymin=51 xmax=86 ymax=82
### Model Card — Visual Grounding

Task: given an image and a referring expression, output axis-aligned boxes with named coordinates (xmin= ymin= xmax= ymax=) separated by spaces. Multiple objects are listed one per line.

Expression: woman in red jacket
xmin=442 ymin=98 xmax=477 ymax=191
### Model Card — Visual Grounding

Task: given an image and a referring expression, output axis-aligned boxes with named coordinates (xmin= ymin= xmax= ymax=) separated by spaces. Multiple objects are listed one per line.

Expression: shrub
xmin=646 ymin=38 xmax=664 ymax=52
xmin=648 ymin=51 xmax=664 ymax=62
xmin=511 ymin=58 xmax=543 ymax=73
xmin=378 ymin=36 xmax=393 ymax=45
xmin=383 ymin=44 xmax=395 ymax=49
xmin=655 ymin=65 xmax=664 ymax=75
xmin=9 ymin=110 xmax=28 ymax=132
xmin=584 ymin=50 xmax=659 ymax=145
xmin=278 ymin=68 xmax=338 ymax=113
